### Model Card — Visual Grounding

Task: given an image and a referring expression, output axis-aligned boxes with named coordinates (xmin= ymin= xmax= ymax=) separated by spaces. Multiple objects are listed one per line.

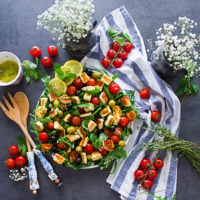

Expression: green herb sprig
xmin=17 ymin=136 xmax=28 ymax=157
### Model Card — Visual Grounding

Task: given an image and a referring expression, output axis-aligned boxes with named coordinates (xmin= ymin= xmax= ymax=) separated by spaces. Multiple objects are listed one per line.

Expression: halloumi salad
xmin=32 ymin=63 xmax=138 ymax=170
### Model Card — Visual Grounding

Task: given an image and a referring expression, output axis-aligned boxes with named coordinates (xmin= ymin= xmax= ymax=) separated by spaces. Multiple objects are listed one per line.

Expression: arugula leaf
xmin=121 ymin=127 xmax=132 ymax=139
xmin=41 ymin=75 xmax=50 ymax=89
xmin=17 ymin=136 xmax=27 ymax=157
xmin=70 ymin=106 xmax=80 ymax=116
xmin=78 ymin=103 xmax=91 ymax=108
xmin=22 ymin=60 xmax=42 ymax=84
xmin=57 ymin=136 xmax=74 ymax=148
xmin=112 ymin=73 xmax=119 ymax=81
xmin=89 ymin=133 xmax=108 ymax=149
xmin=87 ymin=88 xmax=100 ymax=95
xmin=81 ymin=118 xmax=90 ymax=132
xmin=36 ymin=117 xmax=52 ymax=124
xmin=30 ymin=118 xmax=39 ymax=136
xmin=104 ymin=85 xmax=113 ymax=99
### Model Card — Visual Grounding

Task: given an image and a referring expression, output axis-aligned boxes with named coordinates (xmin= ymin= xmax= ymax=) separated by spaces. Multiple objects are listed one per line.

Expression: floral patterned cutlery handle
xmin=33 ymin=149 xmax=62 ymax=186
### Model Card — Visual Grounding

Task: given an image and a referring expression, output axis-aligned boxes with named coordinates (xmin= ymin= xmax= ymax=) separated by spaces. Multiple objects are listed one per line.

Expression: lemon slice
xmin=49 ymin=78 xmax=67 ymax=97
xmin=64 ymin=60 xmax=83 ymax=77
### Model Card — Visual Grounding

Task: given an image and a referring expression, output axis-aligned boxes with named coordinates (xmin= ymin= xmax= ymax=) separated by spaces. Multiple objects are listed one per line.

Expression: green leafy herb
xmin=89 ymin=133 xmax=108 ymax=149
xmin=104 ymin=85 xmax=113 ymax=99
xmin=108 ymin=26 xmax=120 ymax=40
xmin=123 ymin=33 xmax=133 ymax=43
xmin=114 ymin=36 xmax=126 ymax=46
xmin=87 ymin=88 xmax=100 ymax=95
xmin=41 ymin=75 xmax=50 ymax=89
xmin=36 ymin=117 xmax=52 ymax=124
xmin=112 ymin=73 xmax=119 ymax=81
xmin=22 ymin=60 xmax=42 ymax=83
xmin=57 ymin=136 xmax=74 ymax=148
xmin=81 ymin=118 xmax=91 ymax=132
xmin=121 ymin=127 xmax=132 ymax=139
xmin=78 ymin=103 xmax=91 ymax=108
xmin=17 ymin=136 xmax=27 ymax=157
xmin=30 ymin=118 xmax=39 ymax=136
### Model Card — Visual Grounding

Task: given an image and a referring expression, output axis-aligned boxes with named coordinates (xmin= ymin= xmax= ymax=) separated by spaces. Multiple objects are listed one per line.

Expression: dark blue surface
xmin=0 ymin=0 xmax=200 ymax=199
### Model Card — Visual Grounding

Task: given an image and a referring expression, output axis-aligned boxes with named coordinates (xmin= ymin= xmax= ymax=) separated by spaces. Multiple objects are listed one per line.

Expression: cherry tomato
xmin=73 ymin=77 xmax=84 ymax=88
xmin=147 ymin=169 xmax=158 ymax=180
xmin=57 ymin=142 xmax=67 ymax=150
xmin=67 ymin=85 xmax=77 ymax=96
xmin=102 ymin=57 xmax=111 ymax=68
xmin=113 ymin=58 xmax=123 ymax=68
xmin=139 ymin=88 xmax=150 ymax=99
xmin=142 ymin=179 xmax=153 ymax=190
xmin=123 ymin=41 xmax=133 ymax=53
xmin=71 ymin=116 xmax=82 ymax=126
xmin=30 ymin=46 xmax=41 ymax=57
xmin=112 ymin=41 xmax=121 ymax=51
xmin=153 ymin=158 xmax=164 ymax=169
xmin=8 ymin=145 xmax=19 ymax=156
xmin=119 ymin=116 xmax=129 ymax=127
xmin=46 ymin=121 xmax=54 ymax=130
xmin=140 ymin=158 xmax=151 ymax=170
xmin=91 ymin=97 xmax=100 ymax=105
xmin=118 ymin=49 xmax=128 ymax=60
xmin=85 ymin=143 xmax=94 ymax=154
xmin=86 ymin=78 xmax=96 ymax=86
xmin=98 ymin=146 xmax=108 ymax=156
xmin=47 ymin=45 xmax=58 ymax=56
xmin=41 ymin=56 xmax=52 ymax=68
xmin=5 ymin=158 xmax=15 ymax=169
xmin=109 ymin=83 xmax=120 ymax=95
xmin=134 ymin=169 xmax=145 ymax=181
xmin=107 ymin=49 xmax=117 ymax=59
xmin=15 ymin=156 xmax=26 ymax=167
xmin=38 ymin=131 xmax=49 ymax=143
xmin=110 ymin=135 xmax=120 ymax=144
xmin=151 ymin=110 xmax=161 ymax=122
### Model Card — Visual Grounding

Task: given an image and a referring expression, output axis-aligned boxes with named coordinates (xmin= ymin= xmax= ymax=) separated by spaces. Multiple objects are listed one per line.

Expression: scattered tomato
xmin=91 ymin=97 xmax=100 ymax=105
xmin=5 ymin=158 xmax=15 ymax=169
xmin=123 ymin=41 xmax=133 ymax=53
xmin=112 ymin=41 xmax=121 ymax=51
xmin=102 ymin=57 xmax=111 ymax=68
xmin=85 ymin=143 xmax=94 ymax=154
xmin=15 ymin=156 xmax=26 ymax=167
xmin=71 ymin=116 xmax=82 ymax=126
xmin=86 ymin=78 xmax=96 ymax=86
xmin=8 ymin=145 xmax=19 ymax=156
xmin=109 ymin=83 xmax=120 ymax=95
xmin=30 ymin=46 xmax=41 ymax=57
xmin=98 ymin=146 xmax=108 ymax=156
xmin=107 ymin=49 xmax=117 ymax=59
xmin=113 ymin=58 xmax=123 ymax=68
xmin=140 ymin=158 xmax=151 ymax=170
xmin=147 ymin=169 xmax=158 ymax=180
xmin=119 ymin=116 xmax=129 ymax=127
xmin=151 ymin=110 xmax=161 ymax=122
xmin=47 ymin=45 xmax=58 ymax=56
xmin=38 ymin=131 xmax=49 ymax=143
xmin=41 ymin=56 xmax=52 ymax=68
xmin=110 ymin=135 xmax=120 ymax=144
xmin=57 ymin=142 xmax=67 ymax=150
xmin=73 ymin=77 xmax=84 ymax=88
xmin=142 ymin=179 xmax=153 ymax=190
xmin=134 ymin=169 xmax=145 ymax=181
xmin=139 ymin=88 xmax=150 ymax=99
xmin=118 ymin=49 xmax=128 ymax=60
xmin=153 ymin=158 xmax=164 ymax=169
xmin=46 ymin=121 xmax=54 ymax=130
xmin=67 ymin=85 xmax=77 ymax=96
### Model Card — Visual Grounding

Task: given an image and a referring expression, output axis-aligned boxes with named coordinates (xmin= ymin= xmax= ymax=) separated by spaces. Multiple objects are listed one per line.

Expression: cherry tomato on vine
xmin=123 ymin=41 xmax=133 ymax=53
xmin=113 ymin=58 xmax=123 ymax=68
xmin=30 ymin=46 xmax=41 ymax=57
xmin=86 ymin=78 xmax=96 ymax=86
xmin=5 ymin=158 xmax=15 ymax=169
xmin=140 ymin=158 xmax=151 ymax=170
xmin=46 ymin=121 xmax=54 ymax=130
xmin=67 ymin=85 xmax=77 ymax=96
xmin=71 ymin=116 xmax=82 ymax=126
xmin=118 ymin=49 xmax=128 ymax=60
xmin=147 ymin=169 xmax=158 ymax=180
xmin=110 ymin=135 xmax=120 ymax=144
xmin=102 ymin=57 xmax=111 ymax=68
xmin=112 ymin=41 xmax=121 ymax=51
xmin=151 ymin=110 xmax=161 ymax=122
xmin=73 ymin=77 xmax=84 ymax=88
xmin=142 ymin=179 xmax=153 ymax=190
xmin=109 ymin=83 xmax=120 ymax=95
xmin=15 ymin=156 xmax=26 ymax=167
xmin=8 ymin=145 xmax=19 ymax=156
xmin=153 ymin=158 xmax=164 ymax=169
xmin=85 ymin=143 xmax=94 ymax=154
xmin=47 ymin=45 xmax=58 ymax=56
xmin=107 ymin=49 xmax=117 ymax=59
xmin=41 ymin=56 xmax=52 ymax=68
xmin=98 ymin=146 xmax=108 ymax=156
xmin=139 ymin=88 xmax=150 ymax=99
xmin=91 ymin=97 xmax=100 ymax=105
xmin=134 ymin=169 xmax=145 ymax=181
xmin=38 ymin=131 xmax=49 ymax=143
xmin=118 ymin=116 xmax=129 ymax=127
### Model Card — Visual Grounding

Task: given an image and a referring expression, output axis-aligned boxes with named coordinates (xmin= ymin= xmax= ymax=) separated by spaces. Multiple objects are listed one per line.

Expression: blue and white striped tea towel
xmin=81 ymin=6 xmax=181 ymax=200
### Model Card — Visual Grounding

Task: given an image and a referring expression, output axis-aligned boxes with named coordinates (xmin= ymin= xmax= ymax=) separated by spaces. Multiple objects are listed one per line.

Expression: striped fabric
xmin=81 ymin=6 xmax=181 ymax=200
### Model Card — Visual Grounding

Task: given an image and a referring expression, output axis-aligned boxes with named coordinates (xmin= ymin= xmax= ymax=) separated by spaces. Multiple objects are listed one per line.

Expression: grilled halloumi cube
xmin=113 ymin=115 xmax=120 ymax=126
xmin=35 ymin=121 xmax=44 ymax=132
xmin=126 ymin=110 xmax=136 ymax=121
xmin=67 ymin=134 xmax=81 ymax=142
xmin=113 ymin=105 xmax=122 ymax=117
xmin=63 ymin=113 xmax=72 ymax=122
xmin=97 ymin=119 xmax=104 ymax=130
xmin=71 ymin=96 xmax=80 ymax=104
xmin=80 ymin=72 xmax=90 ymax=83
xmin=121 ymin=96 xmax=131 ymax=107
xmin=103 ymin=140 xmax=114 ymax=151
xmin=35 ymin=106 xmax=47 ymax=119
xmin=76 ymin=127 xmax=87 ymax=138
xmin=54 ymin=121 xmax=64 ymax=130
xmin=81 ymin=152 xmax=87 ymax=164
xmin=91 ymin=151 xmax=102 ymax=161
xmin=95 ymin=80 xmax=104 ymax=91
xmin=88 ymin=120 xmax=97 ymax=132
xmin=49 ymin=108 xmax=59 ymax=118
xmin=83 ymin=92 xmax=92 ymax=101
xmin=80 ymin=112 xmax=92 ymax=118
xmin=84 ymin=103 xmax=94 ymax=112
xmin=105 ymin=115 xmax=114 ymax=126
xmin=81 ymin=86 xmax=95 ymax=91
xmin=79 ymin=137 xmax=89 ymax=147
xmin=100 ymin=106 xmax=111 ymax=117
xmin=101 ymin=74 xmax=112 ymax=85
xmin=99 ymin=91 xmax=108 ymax=104
xmin=40 ymin=97 xmax=48 ymax=107
xmin=48 ymin=93 xmax=58 ymax=102
xmin=59 ymin=94 xmax=71 ymax=104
